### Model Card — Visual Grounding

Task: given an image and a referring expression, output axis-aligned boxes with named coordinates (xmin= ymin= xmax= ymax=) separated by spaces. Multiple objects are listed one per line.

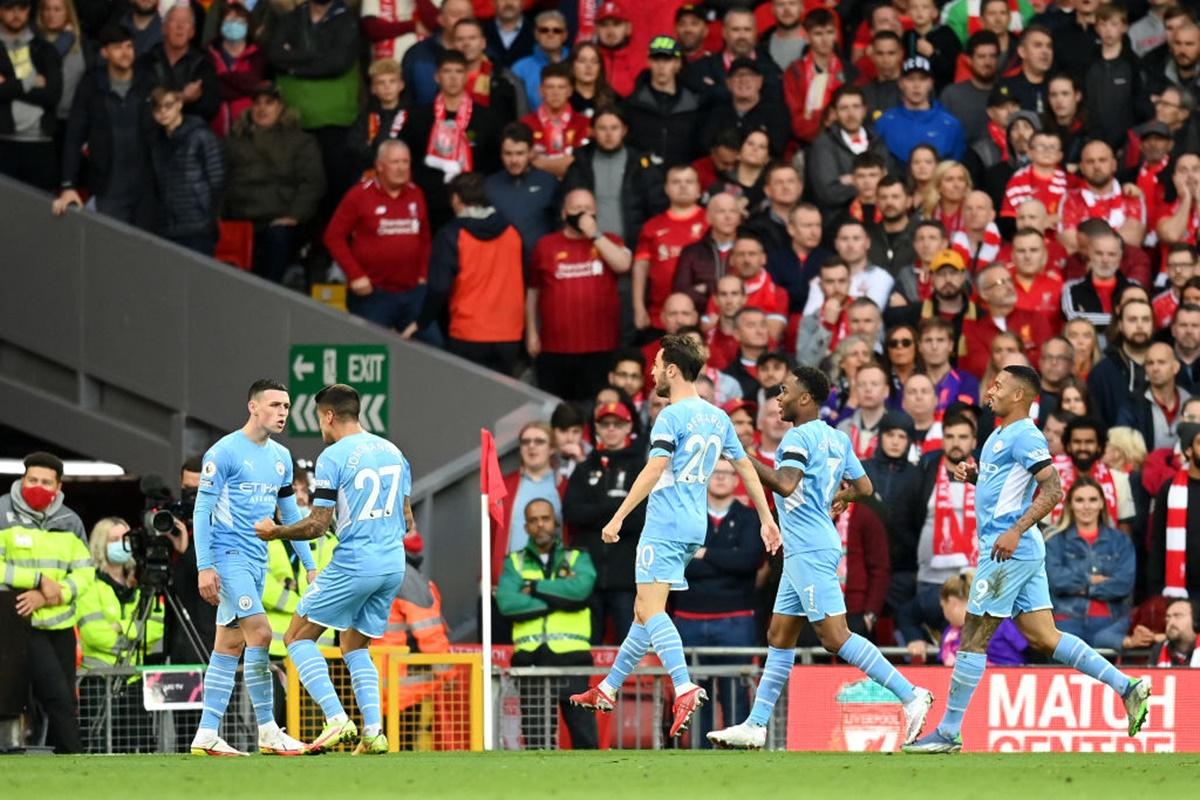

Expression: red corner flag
xmin=480 ymin=428 xmax=507 ymax=526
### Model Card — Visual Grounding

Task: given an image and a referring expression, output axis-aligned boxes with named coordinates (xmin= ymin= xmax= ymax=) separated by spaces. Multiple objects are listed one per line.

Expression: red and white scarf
xmin=1156 ymin=640 xmax=1200 ymax=667
xmin=425 ymin=93 xmax=473 ymax=181
xmin=835 ymin=508 xmax=851 ymax=591
xmin=921 ymin=416 xmax=943 ymax=454
xmin=849 ymin=423 xmax=878 ymax=460
xmin=931 ymin=458 xmax=978 ymax=568
xmin=1079 ymin=179 xmax=1140 ymax=229
xmin=933 ymin=204 xmax=964 ymax=236
xmin=951 ymin=223 xmax=1001 ymax=270
xmin=1050 ymin=454 xmax=1119 ymax=525
xmin=800 ymin=52 xmax=843 ymax=119
xmin=536 ymin=103 xmax=575 ymax=156
xmin=1165 ymin=469 xmax=1191 ymax=598
xmin=576 ymin=0 xmax=598 ymax=42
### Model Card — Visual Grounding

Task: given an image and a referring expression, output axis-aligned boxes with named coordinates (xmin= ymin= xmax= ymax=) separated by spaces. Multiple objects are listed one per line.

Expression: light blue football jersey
xmin=775 ymin=421 xmax=866 ymax=553
xmin=197 ymin=431 xmax=294 ymax=569
xmin=644 ymin=396 xmax=747 ymax=545
xmin=312 ymin=431 xmax=409 ymax=576
xmin=975 ymin=418 xmax=1053 ymax=561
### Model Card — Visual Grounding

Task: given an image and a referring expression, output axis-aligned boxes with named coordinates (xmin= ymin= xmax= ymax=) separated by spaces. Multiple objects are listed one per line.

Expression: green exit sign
xmin=288 ymin=344 xmax=388 ymax=436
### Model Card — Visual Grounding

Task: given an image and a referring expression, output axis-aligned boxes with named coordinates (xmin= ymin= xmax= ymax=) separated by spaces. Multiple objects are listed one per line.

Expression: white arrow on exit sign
xmin=359 ymin=394 xmax=385 ymax=432
xmin=291 ymin=394 xmax=320 ymax=434
xmin=292 ymin=353 xmax=315 ymax=382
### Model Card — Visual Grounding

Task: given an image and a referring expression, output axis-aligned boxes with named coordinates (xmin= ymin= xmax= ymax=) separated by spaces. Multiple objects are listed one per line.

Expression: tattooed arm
xmin=255 ymin=506 xmax=335 ymax=542
xmin=990 ymin=465 xmax=1063 ymax=562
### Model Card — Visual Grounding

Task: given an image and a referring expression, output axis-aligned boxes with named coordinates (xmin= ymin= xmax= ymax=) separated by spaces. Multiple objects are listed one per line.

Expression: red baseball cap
xmin=597 ymin=1 xmax=627 ymax=22
xmin=722 ymin=399 xmax=757 ymax=418
xmin=594 ymin=402 xmax=633 ymax=423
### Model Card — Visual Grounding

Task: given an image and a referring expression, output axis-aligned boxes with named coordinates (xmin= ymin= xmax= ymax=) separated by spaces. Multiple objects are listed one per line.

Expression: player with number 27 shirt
xmin=570 ymin=334 xmax=780 ymax=738
xmin=256 ymin=383 xmax=411 ymax=756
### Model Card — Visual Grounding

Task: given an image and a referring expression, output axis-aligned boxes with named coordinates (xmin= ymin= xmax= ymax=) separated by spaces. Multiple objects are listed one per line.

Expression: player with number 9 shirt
xmin=708 ymin=366 xmax=934 ymax=750
xmin=255 ymin=383 xmax=411 ymax=756
xmin=570 ymin=334 xmax=781 ymax=738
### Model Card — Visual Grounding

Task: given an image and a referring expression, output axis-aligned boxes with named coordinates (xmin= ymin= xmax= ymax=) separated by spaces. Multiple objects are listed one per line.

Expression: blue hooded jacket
xmin=875 ymin=101 xmax=966 ymax=164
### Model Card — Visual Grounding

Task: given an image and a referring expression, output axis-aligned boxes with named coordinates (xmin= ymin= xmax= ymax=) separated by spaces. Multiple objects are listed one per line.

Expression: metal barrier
xmin=284 ymin=646 xmax=484 ymax=752
xmin=498 ymin=665 xmax=788 ymax=751
xmin=78 ymin=667 xmax=259 ymax=754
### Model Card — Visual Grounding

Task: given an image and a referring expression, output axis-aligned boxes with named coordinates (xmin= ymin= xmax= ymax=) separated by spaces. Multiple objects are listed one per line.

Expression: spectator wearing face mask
xmin=74 ymin=516 xmax=163 ymax=753
xmin=0 ymin=451 xmax=92 ymax=753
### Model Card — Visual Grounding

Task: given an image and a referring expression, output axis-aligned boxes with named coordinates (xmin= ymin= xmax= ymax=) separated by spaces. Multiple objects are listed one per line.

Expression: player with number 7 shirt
xmin=255 ymin=383 xmax=412 ymax=756
xmin=707 ymin=365 xmax=935 ymax=750
xmin=570 ymin=334 xmax=781 ymax=738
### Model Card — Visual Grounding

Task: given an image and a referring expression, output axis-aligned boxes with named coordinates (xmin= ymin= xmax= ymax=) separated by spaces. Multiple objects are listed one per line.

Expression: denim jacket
xmin=1044 ymin=525 xmax=1136 ymax=620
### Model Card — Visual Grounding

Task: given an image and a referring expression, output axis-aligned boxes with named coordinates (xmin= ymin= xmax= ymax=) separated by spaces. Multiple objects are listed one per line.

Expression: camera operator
xmin=0 ymin=452 xmax=93 ymax=753
xmin=166 ymin=456 xmax=216 ymax=663
xmin=161 ymin=457 xmax=216 ymax=752
xmin=76 ymin=517 xmax=163 ymax=752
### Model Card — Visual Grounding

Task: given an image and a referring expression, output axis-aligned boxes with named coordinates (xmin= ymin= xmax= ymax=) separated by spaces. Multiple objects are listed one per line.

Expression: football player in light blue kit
xmin=191 ymin=379 xmax=318 ymax=757
xmin=256 ymin=384 xmax=410 ymax=755
xmin=906 ymin=365 xmax=1151 ymax=753
xmin=708 ymin=366 xmax=935 ymax=750
xmin=570 ymin=334 xmax=781 ymax=737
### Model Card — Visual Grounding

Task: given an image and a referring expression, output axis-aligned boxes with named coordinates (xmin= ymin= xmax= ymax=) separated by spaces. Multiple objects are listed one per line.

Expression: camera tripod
xmin=85 ymin=584 xmax=209 ymax=750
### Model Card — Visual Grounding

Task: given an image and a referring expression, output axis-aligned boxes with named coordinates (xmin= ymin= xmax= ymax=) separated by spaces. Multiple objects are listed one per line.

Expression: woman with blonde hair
xmin=1044 ymin=477 xmax=1135 ymax=650
xmin=76 ymin=517 xmax=163 ymax=751
xmin=37 ymin=0 xmax=86 ymax=123
xmin=921 ymin=160 xmax=971 ymax=235
xmin=825 ymin=334 xmax=876 ymax=425
xmin=1103 ymin=427 xmax=1149 ymax=473
xmin=1064 ymin=317 xmax=1102 ymax=380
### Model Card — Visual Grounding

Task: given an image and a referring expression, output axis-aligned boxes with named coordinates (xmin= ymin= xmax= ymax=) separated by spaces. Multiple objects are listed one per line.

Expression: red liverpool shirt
xmin=635 ymin=206 xmax=709 ymax=326
xmin=1010 ymin=266 xmax=1065 ymax=334
xmin=323 ymin=178 xmax=430 ymax=291
xmin=531 ymin=231 xmax=622 ymax=353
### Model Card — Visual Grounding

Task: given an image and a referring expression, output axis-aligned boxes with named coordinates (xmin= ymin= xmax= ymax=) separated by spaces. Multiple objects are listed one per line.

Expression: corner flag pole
xmin=480 ymin=491 xmax=494 ymax=751
xmin=480 ymin=429 xmax=506 ymax=751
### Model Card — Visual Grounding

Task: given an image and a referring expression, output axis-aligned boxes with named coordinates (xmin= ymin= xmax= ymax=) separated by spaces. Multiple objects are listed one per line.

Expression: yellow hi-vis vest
xmin=509 ymin=550 xmax=592 ymax=654
xmin=0 ymin=523 xmax=94 ymax=630
xmin=75 ymin=577 xmax=165 ymax=670
xmin=264 ymin=534 xmax=336 ymax=657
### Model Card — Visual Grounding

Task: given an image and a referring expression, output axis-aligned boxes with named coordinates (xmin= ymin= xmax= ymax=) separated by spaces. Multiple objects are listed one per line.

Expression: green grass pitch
xmin=5 ymin=752 xmax=1197 ymax=799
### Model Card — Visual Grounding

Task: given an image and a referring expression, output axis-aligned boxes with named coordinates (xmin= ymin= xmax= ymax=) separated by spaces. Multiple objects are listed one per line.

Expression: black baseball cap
xmin=649 ymin=35 xmax=683 ymax=59
xmin=902 ymin=56 xmax=932 ymax=77
xmin=252 ymin=81 xmax=282 ymax=100
xmin=1139 ymin=121 xmax=1173 ymax=140
xmin=728 ymin=56 xmax=762 ymax=76
xmin=676 ymin=3 xmax=708 ymax=23
xmin=987 ymin=84 xmax=1018 ymax=108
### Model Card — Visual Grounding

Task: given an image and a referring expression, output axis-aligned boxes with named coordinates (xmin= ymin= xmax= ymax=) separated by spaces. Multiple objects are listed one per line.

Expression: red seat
xmin=215 ymin=220 xmax=254 ymax=271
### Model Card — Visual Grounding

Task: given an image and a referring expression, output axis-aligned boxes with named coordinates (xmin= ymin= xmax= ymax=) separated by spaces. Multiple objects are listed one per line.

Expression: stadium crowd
xmin=5 ymin=0 xmax=1200 ymax=751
